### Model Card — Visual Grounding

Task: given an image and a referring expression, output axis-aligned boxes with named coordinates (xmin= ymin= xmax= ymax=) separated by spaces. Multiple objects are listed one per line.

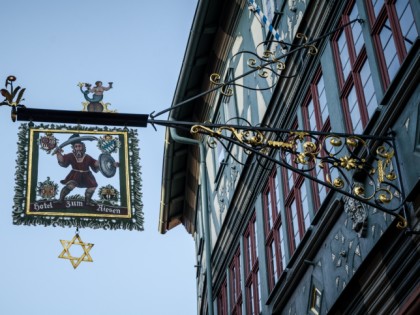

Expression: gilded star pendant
xmin=58 ymin=234 xmax=94 ymax=269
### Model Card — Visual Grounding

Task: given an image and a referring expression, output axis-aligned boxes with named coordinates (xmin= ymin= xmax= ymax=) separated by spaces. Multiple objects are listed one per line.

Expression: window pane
xmin=274 ymin=173 xmax=281 ymax=214
xmin=396 ymin=0 xmax=418 ymax=52
xmin=253 ymin=220 xmax=258 ymax=258
xmin=360 ymin=60 xmax=377 ymax=119
xmin=290 ymin=200 xmax=301 ymax=248
xmin=232 ymin=265 xmax=237 ymax=301
xmin=285 ymin=154 xmax=294 ymax=191
xmin=217 ymin=286 xmax=227 ymax=315
xmin=370 ymin=0 xmax=384 ymax=19
xmin=278 ymin=224 xmax=286 ymax=268
xmin=266 ymin=191 xmax=273 ymax=229
xmin=270 ymin=240 xmax=278 ymax=284
xmin=347 ymin=86 xmax=362 ymax=134
xmin=238 ymin=253 xmax=241 ymax=290
xmin=300 ymin=182 xmax=311 ymax=230
xmin=317 ymin=76 xmax=329 ymax=125
xmin=350 ymin=4 xmax=364 ymax=57
xmin=249 ymin=284 xmax=255 ymax=315
xmin=307 ymin=99 xmax=317 ymax=131
xmin=316 ymin=167 xmax=327 ymax=204
xmin=379 ymin=19 xmax=399 ymax=82
xmin=338 ymin=32 xmax=351 ymax=80
xmin=246 ymin=236 xmax=252 ymax=273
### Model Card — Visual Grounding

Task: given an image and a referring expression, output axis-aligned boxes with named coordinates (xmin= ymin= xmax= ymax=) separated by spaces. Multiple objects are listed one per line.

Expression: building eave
xmin=159 ymin=0 xmax=246 ymax=234
xmin=159 ymin=0 xmax=215 ymax=234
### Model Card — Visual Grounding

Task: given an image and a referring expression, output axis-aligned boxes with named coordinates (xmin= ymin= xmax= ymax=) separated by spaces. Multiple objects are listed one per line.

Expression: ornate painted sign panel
xmin=13 ymin=124 xmax=143 ymax=231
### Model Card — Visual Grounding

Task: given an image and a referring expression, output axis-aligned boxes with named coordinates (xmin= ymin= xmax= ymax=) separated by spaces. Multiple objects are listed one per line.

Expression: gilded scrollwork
xmin=296 ymin=33 xmax=319 ymax=55
xmin=191 ymin=123 xmax=405 ymax=223
xmin=209 ymin=73 xmax=233 ymax=96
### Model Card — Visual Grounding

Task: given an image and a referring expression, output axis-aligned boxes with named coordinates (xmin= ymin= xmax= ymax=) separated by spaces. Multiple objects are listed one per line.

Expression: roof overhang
xmin=159 ymin=0 xmax=245 ymax=234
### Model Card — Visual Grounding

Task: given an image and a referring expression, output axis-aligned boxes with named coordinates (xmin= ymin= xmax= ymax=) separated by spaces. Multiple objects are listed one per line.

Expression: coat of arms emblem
xmin=36 ymin=177 xmax=59 ymax=200
xmin=98 ymin=184 xmax=120 ymax=205
xmin=97 ymin=134 xmax=120 ymax=154
xmin=39 ymin=132 xmax=58 ymax=153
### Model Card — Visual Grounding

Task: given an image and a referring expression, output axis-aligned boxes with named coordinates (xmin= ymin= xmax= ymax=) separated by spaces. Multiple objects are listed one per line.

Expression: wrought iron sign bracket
xmin=1 ymin=14 xmax=414 ymax=234
xmin=194 ymin=123 xmax=411 ymax=231
xmin=150 ymin=119 xmax=414 ymax=234
xmin=148 ymin=18 xmax=364 ymax=120
xmin=15 ymin=107 xmax=149 ymax=128
xmin=0 ymin=83 xmax=414 ymax=234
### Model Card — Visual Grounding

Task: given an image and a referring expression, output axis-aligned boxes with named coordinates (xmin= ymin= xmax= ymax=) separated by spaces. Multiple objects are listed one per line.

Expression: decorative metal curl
xmin=210 ymin=73 xmax=234 ymax=96
xmin=247 ymin=58 xmax=270 ymax=78
xmin=296 ymin=33 xmax=319 ymax=55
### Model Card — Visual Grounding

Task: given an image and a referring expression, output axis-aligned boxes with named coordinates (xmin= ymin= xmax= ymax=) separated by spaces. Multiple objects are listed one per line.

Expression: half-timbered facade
xmin=160 ymin=0 xmax=419 ymax=314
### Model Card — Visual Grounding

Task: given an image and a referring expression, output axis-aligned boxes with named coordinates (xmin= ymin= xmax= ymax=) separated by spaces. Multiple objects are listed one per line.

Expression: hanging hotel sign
xmin=13 ymin=123 xmax=144 ymax=231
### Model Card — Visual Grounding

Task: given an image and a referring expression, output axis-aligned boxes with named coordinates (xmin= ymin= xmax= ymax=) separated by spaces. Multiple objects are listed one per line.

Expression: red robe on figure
xmin=59 ymin=153 xmax=99 ymax=188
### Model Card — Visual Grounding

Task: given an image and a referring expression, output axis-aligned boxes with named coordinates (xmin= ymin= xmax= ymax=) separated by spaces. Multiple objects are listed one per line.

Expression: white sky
xmin=0 ymin=1 xmax=198 ymax=314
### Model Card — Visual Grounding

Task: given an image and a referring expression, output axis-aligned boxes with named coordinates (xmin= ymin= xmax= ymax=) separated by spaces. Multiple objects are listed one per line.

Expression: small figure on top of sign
xmin=83 ymin=81 xmax=113 ymax=102
xmin=78 ymin=81 xmax=116 ymax=113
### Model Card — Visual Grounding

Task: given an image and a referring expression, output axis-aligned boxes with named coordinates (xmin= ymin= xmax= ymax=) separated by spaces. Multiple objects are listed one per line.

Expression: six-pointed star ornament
xmin=58 ymin=234 xmax=94 ymax=269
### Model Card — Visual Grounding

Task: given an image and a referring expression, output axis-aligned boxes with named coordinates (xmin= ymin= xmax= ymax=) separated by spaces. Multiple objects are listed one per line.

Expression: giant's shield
xmin=98 ymin=153 xmax=117 ymax=178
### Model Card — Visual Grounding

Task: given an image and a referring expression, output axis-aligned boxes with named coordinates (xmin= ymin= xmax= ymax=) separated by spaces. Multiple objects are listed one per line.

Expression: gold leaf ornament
xmin=58 ymin=234 xmax=94 ymax=269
